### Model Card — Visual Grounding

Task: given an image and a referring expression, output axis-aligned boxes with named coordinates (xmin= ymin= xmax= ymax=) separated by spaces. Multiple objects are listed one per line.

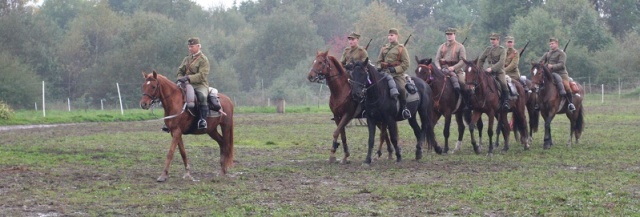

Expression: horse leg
xmin=330 ymin=114 xmax=352 ymax=163
xmin=176 ymin=136 xmax=195 ymax=181
xmin=376 ymin=124 xmax=392 ymax=160
xmin=487 ymin=114 xmax=495 ymax=156
xmin=443 ymin=114 xmax=452 ymax=154
xmin=468 ymin=112 xmax=481 ymax=154
xmin=454 ymin=113 xmax=465 ymax=153
xmin=408 ymin=116 xmax=423 ymax=160
xmin=542 ymin=114 xmax=554 ymax=149
xmin=388 ymin=122 xmax=401 ymax=163
xmin=500 ymin=113 xmax=511 ymax=152
xmin=339 ymin=126 xmax=350 ymax=164
xmin=477 ymin=118 xmax=484 ymax=149
xmin=158 ymin=132 xmax=182 ymax=182
xmin=363 ymin=120 xmax=377 ymax=165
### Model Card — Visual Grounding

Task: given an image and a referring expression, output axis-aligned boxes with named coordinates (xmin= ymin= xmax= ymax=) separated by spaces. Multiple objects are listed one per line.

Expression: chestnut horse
xmin=414 ymin=56 xmax=485 ymax=153
xmin=350 ymin=58 xmax=441 ymax=165
xmin=307 ymin=51 xmax=392 ymax=163
xmin=462 ymin=59 xmax=529 ymax=154
xmin=529 ymin=62 xmax=585 ymax=148
xmin=139 ymin=71 xmax=234 ymax=182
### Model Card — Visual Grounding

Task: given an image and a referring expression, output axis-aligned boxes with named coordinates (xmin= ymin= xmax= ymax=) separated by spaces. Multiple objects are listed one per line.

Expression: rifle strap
xmin=186 ymin=54 xmax=202 ymax=73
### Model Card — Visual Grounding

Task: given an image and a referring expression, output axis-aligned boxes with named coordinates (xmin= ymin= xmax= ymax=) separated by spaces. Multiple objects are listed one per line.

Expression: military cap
xmin=505 ymin=36 xmax=514 ymax=42
xmin=388 ymin=28 xmax=399 ymax=35
xmin=549 ymin=37 xmax=559 ymax=43
xmin=347 ymin=32 xmax=360 ymax=39
xmin=445 ymin=27 xmax=457 ymax=34
xmin=187 ymin=37 xmax=200 ymax=45
xmin=489 ymin=33 xmax=500 ymax=40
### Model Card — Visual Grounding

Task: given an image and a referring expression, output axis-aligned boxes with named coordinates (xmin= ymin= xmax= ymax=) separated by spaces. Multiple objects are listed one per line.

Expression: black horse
xmin=349 ymin=58 xmax=441 ymax=165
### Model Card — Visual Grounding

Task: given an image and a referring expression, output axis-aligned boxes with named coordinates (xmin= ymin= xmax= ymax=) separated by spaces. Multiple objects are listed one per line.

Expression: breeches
xmin=556 ymin=73 xmax=572 ymax=94
xmin=495 ymin=70 xmax=508 ymax=90
xmin=393 ymin=75 xmax=406 ymax=100
xmin=194 ymin=86 xmax=208 ymax=106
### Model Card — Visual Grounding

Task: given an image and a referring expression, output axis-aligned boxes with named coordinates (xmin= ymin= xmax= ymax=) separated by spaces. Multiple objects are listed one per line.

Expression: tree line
xmin=1 ymin=0 xmax=638 ymax=108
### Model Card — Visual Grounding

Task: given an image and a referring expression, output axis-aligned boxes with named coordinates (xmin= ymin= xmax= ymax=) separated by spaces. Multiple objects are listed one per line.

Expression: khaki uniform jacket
xmin=434 ymin=40 xmax=467 ymax=73
xmin=340 ymin=46 xmax=368 ymax=66
xmin=479 ymin=45 xmax=506 ymax=73
xmin=376 ymin=41 xmax=409 ymax=77
xmin=177 ymin=51 xmax=210 ymax=89
xmin=504 ymin=47 xmax=520 ymax=79
xmin=539 ymin=49 xmax=568 ymax=76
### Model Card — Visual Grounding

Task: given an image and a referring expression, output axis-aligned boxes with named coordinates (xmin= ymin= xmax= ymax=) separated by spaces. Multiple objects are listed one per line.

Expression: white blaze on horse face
xmin=468 ymin=66 xmax=472 ymax=72
xmin=146 ymin=81 xmax=151 ymax=85
xmin=418 ymin=68 xmax=422 ymax=73
xmin=533 ymin=68 xmax=538 ymax=75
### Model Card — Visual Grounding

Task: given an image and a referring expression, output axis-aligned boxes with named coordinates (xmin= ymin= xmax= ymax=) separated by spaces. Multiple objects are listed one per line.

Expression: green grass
xmin=1 ymin=94 xmax=639 ymax=216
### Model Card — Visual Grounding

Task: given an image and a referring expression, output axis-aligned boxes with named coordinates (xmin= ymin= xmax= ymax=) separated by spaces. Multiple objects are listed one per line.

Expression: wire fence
xmin=18 ymin=77 xmax=640 ymax=112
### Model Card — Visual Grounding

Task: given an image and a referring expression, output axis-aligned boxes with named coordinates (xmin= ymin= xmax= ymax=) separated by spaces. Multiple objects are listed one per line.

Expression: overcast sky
xmin=192 ymin=0 xmax=250 ymax=9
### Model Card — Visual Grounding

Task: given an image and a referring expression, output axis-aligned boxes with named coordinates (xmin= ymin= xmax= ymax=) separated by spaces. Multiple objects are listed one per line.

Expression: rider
xmin=434 ymin=27 xmax=468 ymax=108
xmin=478 ymin=33 xmax=510 ymax=110
xmin=539 ymin=37 xmax=576 ymax=111
xmin=376 ymin=28 xmax=411 ymax=119
xmin=340 ymin=32 xmax=368 ymax=70
xmin=504 ymin=36 xmax=527 ymax=93
xmin=177 ymin=37 xmax=211 ymax=129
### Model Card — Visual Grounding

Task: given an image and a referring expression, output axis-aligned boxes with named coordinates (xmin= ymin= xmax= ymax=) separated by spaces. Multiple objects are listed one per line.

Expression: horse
xmin=414 ymin=56 xmax=485 ymax=154
xmin=512 ymin=77 xmax=539 ymax=144
xmin=139 ymin=71 xmax=234 ymax=182
xmin=307 ymin=51 xmax=392 ymax=163
xmin=529 ymin=62 xmax=585 ymax=148
xmin=349 ymin=58 xmax=441 ymax=165
xmin=462 ymin=58 xmax=529 ymax=154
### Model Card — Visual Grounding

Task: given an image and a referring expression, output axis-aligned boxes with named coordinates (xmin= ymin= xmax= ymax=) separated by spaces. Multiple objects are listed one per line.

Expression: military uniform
xmin=434 ymin=28 xmax=467 ymax=83
xmin=539 ymin=37 xmax=575 ymax=111
xmin=340 ymin=32 xmax=368 ymax=67
xmin=479 ymin=33 xmax=509 ymax=109
xmin=177 ymin=37 xmax=210 ymax=129
xmin=504 ymin=36 xmax=520 ymax=80
xmin=376 ymin=28 xmax=411 ymax=118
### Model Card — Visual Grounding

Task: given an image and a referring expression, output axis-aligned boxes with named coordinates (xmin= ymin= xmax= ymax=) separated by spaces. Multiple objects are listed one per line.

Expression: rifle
xmin=403 ymin=34 xmax=412 ymax=46
xmin=364 ymin=38 xmax=373 ymax=50
xmin=519 ymin=40 xmax=530 ymax=58
xmin=461 ymin=37 xmax=468 ymax=45
xmin=563 ymin=39 xmax=571 ymax=53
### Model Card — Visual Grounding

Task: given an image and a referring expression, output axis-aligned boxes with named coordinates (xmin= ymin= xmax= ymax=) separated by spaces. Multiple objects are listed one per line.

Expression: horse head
xmin=414 ymin=56 xmax=435 ymax=83
xmin=308 ymin=50 xmax=346 ymax=83
xmin=462 ymin=57 xmax=482 ymax=93
xmin=140 ymin=71 xmax=162 ymax=109
xmin=529 ymin=61 xmax=550 ymax=90
xmin=349 ymin=57 xmax=373 ymax=102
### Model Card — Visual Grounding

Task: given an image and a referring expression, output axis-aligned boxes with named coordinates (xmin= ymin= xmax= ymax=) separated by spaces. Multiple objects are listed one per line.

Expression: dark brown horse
xmin=139 ymin=71 xmax=234 ymax=182
xmin=529 ymin=62 xmax=585 ymax=148
xmin=462 ymin=59 xmax=530 ymax=154
xmin=307 ymin=51 xmax=391 ymax=163
xmin=414 ymin=56 xmax=485 ymax=153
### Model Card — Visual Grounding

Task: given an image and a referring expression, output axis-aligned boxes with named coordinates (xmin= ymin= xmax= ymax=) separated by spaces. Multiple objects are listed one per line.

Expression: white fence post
xmin=117 ymin=82 xmax=124 ymax=115
xmin=68 ymin=98 xmax=71 ymax=111
xmin=42 ymin=81 xmax=46 ymax=117
xmin=601 ymin=84 xmax=604 ymax=104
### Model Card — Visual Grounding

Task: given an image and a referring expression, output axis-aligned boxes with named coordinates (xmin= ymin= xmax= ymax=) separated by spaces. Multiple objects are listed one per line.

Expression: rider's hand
xmin=177 ymin=76 xmax=189 ymax=83
xmin=388 ymin=67 xmax=396 ymax=74
xmin=380 ymin=62 xmax=389 ymax=69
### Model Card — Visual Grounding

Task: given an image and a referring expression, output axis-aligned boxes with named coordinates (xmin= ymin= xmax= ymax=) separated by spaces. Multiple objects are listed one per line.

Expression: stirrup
xmin=502 ymin=102 xmax=510 ymax=110
xmin=402 ymin=109 xmax=411 ymax=119
xmin=568 ymin=103 xmax=576 ymax=112
xmin=198 ymin=119 xmax=207 ymax=129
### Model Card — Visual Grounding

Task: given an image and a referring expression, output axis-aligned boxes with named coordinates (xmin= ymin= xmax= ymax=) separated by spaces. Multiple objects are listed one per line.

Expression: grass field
xmin=1 ymin=94 xmax=639 ymax=216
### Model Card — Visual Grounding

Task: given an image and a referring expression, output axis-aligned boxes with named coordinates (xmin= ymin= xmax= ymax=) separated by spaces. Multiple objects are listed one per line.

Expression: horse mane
xmin=327 ymin=55 xmax=346 ymax=77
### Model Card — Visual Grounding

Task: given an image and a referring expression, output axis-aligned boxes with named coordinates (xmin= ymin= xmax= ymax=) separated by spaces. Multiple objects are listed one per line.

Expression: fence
xmin=13 ymin=78 xmax=640 ymax=115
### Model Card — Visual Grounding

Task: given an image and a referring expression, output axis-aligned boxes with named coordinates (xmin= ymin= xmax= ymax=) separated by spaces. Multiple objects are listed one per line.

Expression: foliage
xmin=0 ymin=52 xmax=41 ymax=108
xmin=0 ymin=100 xmax=13 ymax=119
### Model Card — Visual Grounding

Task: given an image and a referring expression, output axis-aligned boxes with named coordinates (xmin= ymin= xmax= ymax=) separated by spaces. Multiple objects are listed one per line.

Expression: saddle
xmin=179 ymin=82 xmax=223 ymax=117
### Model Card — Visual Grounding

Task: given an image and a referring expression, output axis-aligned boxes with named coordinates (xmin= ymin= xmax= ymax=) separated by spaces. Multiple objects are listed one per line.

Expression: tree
xmin=479 ymin=0 xmax=543 ymax=35
xmin=545 ymin=0 xmax=613 ymax=52
xmin=593 ymin=0 xmax=640 ymax=38
xmin=0 ymin=51 xmax=41 ymax=108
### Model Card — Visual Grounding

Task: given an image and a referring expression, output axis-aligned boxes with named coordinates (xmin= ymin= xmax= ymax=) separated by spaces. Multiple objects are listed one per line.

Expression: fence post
xmin=601 ymin=84 xmax=604 ymax=104
xmin=42 ymin=81 xmax=46 ymax=117
xmin=68 ymin=98 xmax=71 ymax=111
xmin=117 ymin=82 xmax=124 ymax=115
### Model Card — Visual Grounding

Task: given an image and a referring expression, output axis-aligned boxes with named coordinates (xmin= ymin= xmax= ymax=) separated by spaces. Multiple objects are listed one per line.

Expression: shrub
xmin=0 ymin=101 xmax=14 ymax=120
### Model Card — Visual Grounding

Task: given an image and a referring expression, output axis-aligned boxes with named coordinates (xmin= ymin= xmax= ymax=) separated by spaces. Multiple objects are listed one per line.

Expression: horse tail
xmin=514 ymin=109 xmax=528 ymax=143
xmin=463 ymin=108 xmax=472 ymax=125
xmin=219 ymin=94 xmax=235 ymax=174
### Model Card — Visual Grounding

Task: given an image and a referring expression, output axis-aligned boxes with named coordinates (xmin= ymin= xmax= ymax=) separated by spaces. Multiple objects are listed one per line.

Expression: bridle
xmin=141 ymin=76 xmax=187 ymax=120
xmin=309 ymin=56 xmax=342 ymax=83
xmin=348 ymin=64 xmax=384 ymax=103
xmin=464 ymin=65 xmax=481 ymax=93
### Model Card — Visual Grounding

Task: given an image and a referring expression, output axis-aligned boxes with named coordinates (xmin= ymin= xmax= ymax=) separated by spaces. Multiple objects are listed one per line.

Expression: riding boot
xmin=566 ymin=93 xmax=576 ymax=112
xmin=198 ymin=105 xmax=208 ymax=129
xmin=501 ymin=89 xmax=510 ymax=110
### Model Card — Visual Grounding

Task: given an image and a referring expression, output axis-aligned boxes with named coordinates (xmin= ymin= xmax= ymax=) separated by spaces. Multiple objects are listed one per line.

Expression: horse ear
xmin=415 ymin=55 xmax=419 ymax=63
xmin=364 ymin=57 xmax=369 ymax=65
xmin=141 ymin=71 xmax=146 ymax=78
xmin=152 ymin=70 xmax=158 ymax=79
xmin=426 ymin=58 xmax=432 ymax=65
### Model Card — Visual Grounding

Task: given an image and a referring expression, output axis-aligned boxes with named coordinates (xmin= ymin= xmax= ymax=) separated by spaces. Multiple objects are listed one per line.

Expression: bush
xmin=0 ymin=101 xmax=14 ymax=120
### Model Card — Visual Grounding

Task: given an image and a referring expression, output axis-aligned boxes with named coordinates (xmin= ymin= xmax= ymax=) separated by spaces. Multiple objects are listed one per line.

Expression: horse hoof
xmin=340 ymin=158 xmax=350 ymax=164
xmin=157 ymin=175 xmax=168 ymax=182
xmin=329 ymin=156 xmax=337 ymax=164
xmin=361 ymin=162 xmax=371 ymax=167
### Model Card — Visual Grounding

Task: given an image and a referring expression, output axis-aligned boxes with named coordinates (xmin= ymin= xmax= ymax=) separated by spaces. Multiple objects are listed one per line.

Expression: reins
xmin=142 ymin=76 xmax=188 ymax=120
